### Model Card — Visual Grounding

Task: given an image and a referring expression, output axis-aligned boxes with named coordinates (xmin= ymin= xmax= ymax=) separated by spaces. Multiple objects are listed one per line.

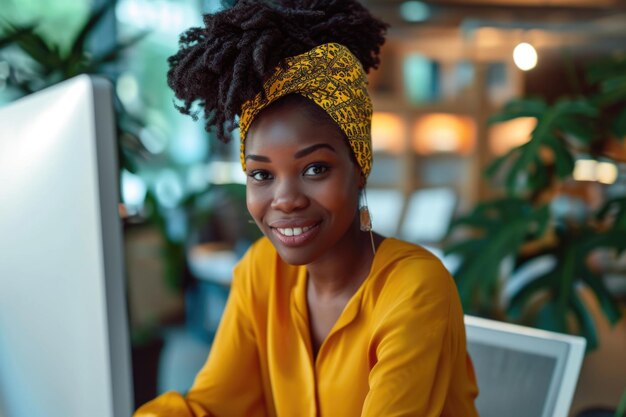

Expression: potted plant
xmin=444 ymin=54 xmax=626 ymax=414
xmin=445 ymin=54 xmax=626 ymax=347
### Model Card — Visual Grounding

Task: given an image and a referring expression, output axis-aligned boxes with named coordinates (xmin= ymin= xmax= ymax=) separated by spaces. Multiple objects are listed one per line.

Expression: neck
xmin=305 ymin=218 xmax=378 ymax=301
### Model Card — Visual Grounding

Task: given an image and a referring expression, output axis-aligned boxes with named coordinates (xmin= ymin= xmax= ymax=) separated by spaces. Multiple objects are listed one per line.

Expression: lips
xmin=268 ymin=220 xmax=321 ymax=247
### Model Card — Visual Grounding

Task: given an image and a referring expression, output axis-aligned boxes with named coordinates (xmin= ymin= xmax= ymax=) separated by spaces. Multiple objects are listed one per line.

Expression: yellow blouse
xmin=134 ymin=237 xmax=479 ymax=417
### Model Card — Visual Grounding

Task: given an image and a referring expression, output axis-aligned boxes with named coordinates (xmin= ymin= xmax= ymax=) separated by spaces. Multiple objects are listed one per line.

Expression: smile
xmin=270 ymin=222 xmax=321 ymax=247
xmin=275 ymin=225 xmax=314 ymax=236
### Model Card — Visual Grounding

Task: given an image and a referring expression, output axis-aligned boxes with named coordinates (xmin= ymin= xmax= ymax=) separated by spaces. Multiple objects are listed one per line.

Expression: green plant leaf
xmin=587 ymin=56 xmax=626 ymax=84
xmin=529 ymin=204 xmax=551 ymax=239
xmin=446 ymin=198 xmax=550 ymax=314
xmin=507 ymin=269 xmax=554 ymax=320
xmin=553 ymin=98 xmax=598 ymax=118
xmin=585 ymin=229 xmax=626 ymax=254
xmin=571 ymin=291 xmax=599 ymax=352
xmin=554 ymin=116 xmax=596 ymax=144
xmin=0 ymin=24 xmax=35 ymax=49
xmin=555 ymin=242 xmax=577 ymax=323
xmin=615 ymin=388 xmax=626 ymax=417
xmin=11 ymin=27 xmax=63 ymax=72
xmin=488 ymin=98 xmax=547 ymax=124
xmin=543 ymin=135 xmax=575 ymax=179
xmin=611 ymin=106 xmax=626 ymax=140
xmin=596 ymin=197 xmax=626 ymax=225
xmin=601 ymin=74 xmax=626 ymax=93
xmin=87 ymin=31 xmax=149 ymax=70
xmin=486 ymin=97 xmax=599 ymax=196
xmin=504 ymin=140 xmax=537 ymax=194
xmin=444 ymin=239 xmax=484 ymax=258
xmin=536 ymin=300 xmax=567 ymax=333
xmin=580 ymin=268 xmax=622 ymax=326
xmin=484 ymin=149 xmax=513 ymax=179
xmin=70 ymin=1 xmax=114 ymax=58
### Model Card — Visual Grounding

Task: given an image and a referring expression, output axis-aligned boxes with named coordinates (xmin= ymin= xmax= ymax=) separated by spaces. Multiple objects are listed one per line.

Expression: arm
xmin=134 ymin=247 xmax=267 ymax=417
xmin=361 ymin=259 xmax=474 ymax=417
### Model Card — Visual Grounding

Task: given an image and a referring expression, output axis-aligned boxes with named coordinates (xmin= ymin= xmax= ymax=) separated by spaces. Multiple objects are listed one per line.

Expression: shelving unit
xmin=365 ymin=33 xmax=527 ymax=242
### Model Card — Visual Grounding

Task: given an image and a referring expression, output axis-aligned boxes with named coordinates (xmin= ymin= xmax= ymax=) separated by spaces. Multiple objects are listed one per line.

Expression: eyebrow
xmin=245 ymin=143 xmax=336 ymax=163
xmin=294 ymin=143 xmax=336 ymax=159
xmin=245 ymin=154 xmax=271 ymax=162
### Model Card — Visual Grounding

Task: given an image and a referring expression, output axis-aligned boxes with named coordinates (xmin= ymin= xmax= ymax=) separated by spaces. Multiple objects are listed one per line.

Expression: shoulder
xmin=371 ymin=238 xmax=456 ymax=315
xmin=376 ymin=238 xmax=454 ymax=292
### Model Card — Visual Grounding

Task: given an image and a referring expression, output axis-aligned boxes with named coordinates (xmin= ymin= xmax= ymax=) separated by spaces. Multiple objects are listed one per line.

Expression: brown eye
xmin=303 ymin=164 xmax=329 ymax=177
xmin=249 ymin=170 xmax=273 ymax=181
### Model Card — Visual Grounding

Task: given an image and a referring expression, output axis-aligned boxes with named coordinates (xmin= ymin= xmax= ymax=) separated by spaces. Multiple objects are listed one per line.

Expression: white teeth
xmin=277 ymin=225 xmax=312 ymax=236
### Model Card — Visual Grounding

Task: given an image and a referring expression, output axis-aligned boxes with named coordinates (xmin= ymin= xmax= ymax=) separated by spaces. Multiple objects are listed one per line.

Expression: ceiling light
xmin=513 ymin=42 xmax=538 ymax=71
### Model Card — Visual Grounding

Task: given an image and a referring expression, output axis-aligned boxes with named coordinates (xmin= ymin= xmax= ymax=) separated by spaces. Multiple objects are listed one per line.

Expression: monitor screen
xmin=367 ymin=188 xmax=404 ymax=237
xmin=400 ymin=187 xmax=457 ymax=243
xmin=0 ymin=75 xmax=133 ymax=417
xmin=465 ymin=316 xmax=586 ymax=417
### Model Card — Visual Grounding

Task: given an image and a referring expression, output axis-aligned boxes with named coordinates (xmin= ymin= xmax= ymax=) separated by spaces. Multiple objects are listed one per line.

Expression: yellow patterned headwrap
xmin=239 ymin=43 xmax=373 ymax=177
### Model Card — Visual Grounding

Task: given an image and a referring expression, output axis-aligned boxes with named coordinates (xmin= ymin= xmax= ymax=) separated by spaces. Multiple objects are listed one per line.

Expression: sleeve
xmin=360 ymin=258 xmax=463 ymax=417
xmin=133 ymin=245 xmax=267 ymax=417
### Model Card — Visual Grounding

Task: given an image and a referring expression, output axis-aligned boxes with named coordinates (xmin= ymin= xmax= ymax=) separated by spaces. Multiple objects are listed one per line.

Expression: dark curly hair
xmin=166 ymin=0 xmax=388 ymax=143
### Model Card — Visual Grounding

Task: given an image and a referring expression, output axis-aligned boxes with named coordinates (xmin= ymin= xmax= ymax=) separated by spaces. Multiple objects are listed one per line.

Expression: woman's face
xmin=245 ymin=102 xmax=362 ymax=265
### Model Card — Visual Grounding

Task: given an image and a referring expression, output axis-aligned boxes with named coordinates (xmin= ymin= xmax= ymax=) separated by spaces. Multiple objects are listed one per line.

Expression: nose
xmin=270 ymin=178 xmax=309 ymax=213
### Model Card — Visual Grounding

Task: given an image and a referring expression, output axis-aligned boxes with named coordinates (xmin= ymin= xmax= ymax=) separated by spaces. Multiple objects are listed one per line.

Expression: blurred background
xmin=1 ymin=0 xmax=625 ymax=415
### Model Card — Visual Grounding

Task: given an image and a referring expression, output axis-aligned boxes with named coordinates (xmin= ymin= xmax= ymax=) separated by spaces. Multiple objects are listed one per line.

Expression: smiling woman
xmin=134 ymin=1 xmax=479 ymax=416
xmin=245 ymin=95 xmax=365 ymax=267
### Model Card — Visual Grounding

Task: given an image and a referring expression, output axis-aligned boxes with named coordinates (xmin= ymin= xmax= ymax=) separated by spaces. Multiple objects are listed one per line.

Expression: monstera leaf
xmin=588 ymin=56 xmax=626 ymax=142
xmin=445 ymin=197 xmax=550 ymax=315
xmin=507 ymin=224 xmax=626 ymax=351
xmin=487 ymin=98 xmax=598 ymax=196
xmin=447 ymin=55 xmax=626 ymax=351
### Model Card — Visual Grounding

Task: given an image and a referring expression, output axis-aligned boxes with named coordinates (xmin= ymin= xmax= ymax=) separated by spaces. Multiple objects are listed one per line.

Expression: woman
xmin=135 ymin=1 xmax=479 ymax=416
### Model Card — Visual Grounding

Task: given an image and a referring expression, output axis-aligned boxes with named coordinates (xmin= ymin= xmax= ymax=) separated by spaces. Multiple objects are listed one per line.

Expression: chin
xmin=273 ymin=245 xmax=317 ymax=266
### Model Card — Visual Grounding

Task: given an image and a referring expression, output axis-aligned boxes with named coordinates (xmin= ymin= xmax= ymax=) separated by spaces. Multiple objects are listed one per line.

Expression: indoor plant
xmin=445 ymin=54 xmax=626 ymax=351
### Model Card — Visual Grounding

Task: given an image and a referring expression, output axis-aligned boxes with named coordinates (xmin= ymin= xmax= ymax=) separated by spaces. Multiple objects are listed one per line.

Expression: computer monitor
xmin=0 ymin=75 xmax=133 ymax=417
xmin=400 ymin=187 xmax=457 ymax=244
xmin=465 ymin=315 xmax=586 ymax=417
xmin=366 ymin=188 xmax=404 ymax=237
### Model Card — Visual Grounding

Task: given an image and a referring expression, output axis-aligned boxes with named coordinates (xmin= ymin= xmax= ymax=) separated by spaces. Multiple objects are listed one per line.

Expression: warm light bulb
xmin=412 ymin=114 xmax=476 ymax=154
xmin=513 ymin=42 xmax=538 ymax=71
xmin=371 ymin=112 xmax=406 ymax=154
xmin=573 ymin=159 xmax=597 ymax=182
xmin=596 ymin=162 xmax=618 ymax=184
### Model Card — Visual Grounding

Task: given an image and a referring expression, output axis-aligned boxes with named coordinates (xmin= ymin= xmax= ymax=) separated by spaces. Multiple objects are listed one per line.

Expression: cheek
xmin=312 ymin=177 xmax=359 ymax=214
xmin=246 ymin=186 xmax=268 ymax=221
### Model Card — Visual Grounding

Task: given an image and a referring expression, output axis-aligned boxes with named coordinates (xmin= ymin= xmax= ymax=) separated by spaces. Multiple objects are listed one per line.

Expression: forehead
xmin=245 ymin=103 xmax=348 ymax=154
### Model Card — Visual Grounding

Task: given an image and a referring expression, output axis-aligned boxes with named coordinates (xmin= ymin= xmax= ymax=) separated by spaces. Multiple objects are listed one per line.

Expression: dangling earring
xmin=359 ymin=188 xmax=376 ymax=255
